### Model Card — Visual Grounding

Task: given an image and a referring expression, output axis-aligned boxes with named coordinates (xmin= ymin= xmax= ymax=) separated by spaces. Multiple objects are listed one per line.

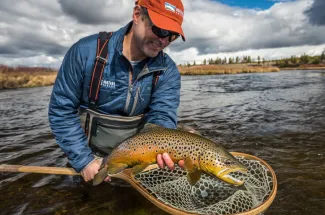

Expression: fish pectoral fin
xmin=184 ymin=157 xmax=201 ymax=185
xmin=131 ymin=163 xmax=150 ymax=175
xmin=187 ymin=170 xmax=202 ymax=186
xmin=106 ymin=163 xmax=128 ymax=175
xmin=184 ymin=156 xmax=196 ymax=173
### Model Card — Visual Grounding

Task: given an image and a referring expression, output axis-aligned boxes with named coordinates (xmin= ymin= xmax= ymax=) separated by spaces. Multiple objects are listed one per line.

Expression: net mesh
xmin=134 ymin=155 xmax=274 ymax=215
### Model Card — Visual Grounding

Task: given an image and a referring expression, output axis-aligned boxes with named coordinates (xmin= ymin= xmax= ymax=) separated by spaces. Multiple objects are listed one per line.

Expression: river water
xmin=0 ymin=70 xmax=324 ymax=215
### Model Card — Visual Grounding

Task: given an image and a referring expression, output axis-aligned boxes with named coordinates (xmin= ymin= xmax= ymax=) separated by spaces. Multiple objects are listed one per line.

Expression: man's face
xmin=134 ymin=13 xmax=171 ymax=58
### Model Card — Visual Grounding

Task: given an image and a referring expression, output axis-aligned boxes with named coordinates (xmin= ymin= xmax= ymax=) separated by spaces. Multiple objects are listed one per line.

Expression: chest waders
xmin=79 ymin=32 xmax=160 ymax=156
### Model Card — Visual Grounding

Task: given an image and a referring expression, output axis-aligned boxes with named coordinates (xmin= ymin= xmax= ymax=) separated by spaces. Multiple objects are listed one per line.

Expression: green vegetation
xmin=274 ymin=50 xmax=325 ymax=68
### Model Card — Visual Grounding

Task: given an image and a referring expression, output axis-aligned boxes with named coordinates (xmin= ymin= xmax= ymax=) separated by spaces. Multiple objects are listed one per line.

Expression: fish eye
xmin=225 ymin=159 xmax=233 ymax=165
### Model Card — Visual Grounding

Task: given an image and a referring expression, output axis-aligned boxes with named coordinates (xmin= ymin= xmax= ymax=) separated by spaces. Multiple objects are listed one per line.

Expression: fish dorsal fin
xmin=139 ymin=123 xmax=163 ymax=133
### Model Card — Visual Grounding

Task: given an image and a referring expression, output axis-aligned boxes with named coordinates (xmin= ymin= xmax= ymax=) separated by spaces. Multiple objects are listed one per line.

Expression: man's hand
xmin=157 ymin=152 xmax=185 ymax=170
xmin=81 ymin=159 xmax=111 ymax=183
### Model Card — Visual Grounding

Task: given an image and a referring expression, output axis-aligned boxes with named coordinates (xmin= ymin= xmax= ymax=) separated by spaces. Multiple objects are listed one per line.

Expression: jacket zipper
xmin=130 ymin=86 xmax=140 ymax=116
xmin=124 ymin=63 xmax=167 ymax=115
xmin=124 ymin=65 xmax=133 ymax=114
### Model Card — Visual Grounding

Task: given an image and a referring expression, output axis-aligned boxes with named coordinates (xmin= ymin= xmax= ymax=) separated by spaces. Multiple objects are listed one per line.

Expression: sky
xmin=0 ymin=0 xmax=325 ymax=68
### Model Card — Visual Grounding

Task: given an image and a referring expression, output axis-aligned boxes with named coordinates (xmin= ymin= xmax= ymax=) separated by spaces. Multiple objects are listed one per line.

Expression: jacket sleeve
xmin=145 ymin=63 xmax=181 ymax=129
xmin=48 ymin=42 xmax=95 ymax=172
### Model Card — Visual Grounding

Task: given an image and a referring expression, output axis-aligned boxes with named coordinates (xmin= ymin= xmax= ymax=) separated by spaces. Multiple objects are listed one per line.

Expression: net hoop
xmin=112 ymin=152 xmax=277 ymax=215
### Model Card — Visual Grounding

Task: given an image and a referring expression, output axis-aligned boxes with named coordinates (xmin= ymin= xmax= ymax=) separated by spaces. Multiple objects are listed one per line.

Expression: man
xmin=49 ymin=0 xmax=186 ymax=183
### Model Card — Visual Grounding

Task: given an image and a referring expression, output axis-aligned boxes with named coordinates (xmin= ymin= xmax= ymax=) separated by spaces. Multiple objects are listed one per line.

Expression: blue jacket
xmin=48 ymin=22 xmax=181 ymax=172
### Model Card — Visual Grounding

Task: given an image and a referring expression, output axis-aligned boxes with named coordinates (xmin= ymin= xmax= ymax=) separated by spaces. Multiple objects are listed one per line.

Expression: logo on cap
xmin=165 ymin=2 xmax=176 ymax=13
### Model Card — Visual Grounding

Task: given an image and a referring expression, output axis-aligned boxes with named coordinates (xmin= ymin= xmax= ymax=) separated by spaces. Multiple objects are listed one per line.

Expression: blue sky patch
xmin=215 ymin=0 xmax=294 ymax=9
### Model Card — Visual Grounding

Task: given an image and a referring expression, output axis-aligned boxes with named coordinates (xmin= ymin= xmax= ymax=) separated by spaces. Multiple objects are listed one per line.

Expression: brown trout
xmin=94 ymin=124 xmax=247 ymax=186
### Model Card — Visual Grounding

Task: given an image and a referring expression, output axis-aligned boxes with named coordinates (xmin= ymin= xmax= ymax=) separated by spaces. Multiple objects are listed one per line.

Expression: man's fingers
xmin=178 ymin=160 xmax=185 ymax=169
xmin=104 ymin=176 xmax=111 ymax=182
xmin=162 ymin=153 xmax=175 ymax=170
xmin=157 ymin=154 xmax=165 ymax=169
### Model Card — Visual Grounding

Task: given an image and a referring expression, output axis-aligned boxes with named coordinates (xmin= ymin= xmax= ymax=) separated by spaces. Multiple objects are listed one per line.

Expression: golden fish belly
xmin=108 ymin=140 xmax=202 ymax=167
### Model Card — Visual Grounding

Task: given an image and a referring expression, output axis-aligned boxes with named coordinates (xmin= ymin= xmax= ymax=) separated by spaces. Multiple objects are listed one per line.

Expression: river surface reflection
xmin=0 ymin=70 xmax=324 ymax=214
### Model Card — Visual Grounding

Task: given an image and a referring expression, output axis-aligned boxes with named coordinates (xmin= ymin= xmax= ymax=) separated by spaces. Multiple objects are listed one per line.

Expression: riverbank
xmin=279 ymin=64 xmax=325 ymax=70
xmin=178 ymin=64 xmax=280 ymax=75
xmin=2 ymin=64 xmax=325 ymax=90
xmin=0 ymin=66 xmax=57 ymax=90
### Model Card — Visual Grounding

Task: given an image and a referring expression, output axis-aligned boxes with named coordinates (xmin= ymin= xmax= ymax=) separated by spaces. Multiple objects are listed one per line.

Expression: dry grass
xmin=0 ymin=65 xmax=58 ymax=89
xmin=178 ymin=64 xmax=280 ymax=75
xmin=0 ymin=64 xmax=281 ymax=90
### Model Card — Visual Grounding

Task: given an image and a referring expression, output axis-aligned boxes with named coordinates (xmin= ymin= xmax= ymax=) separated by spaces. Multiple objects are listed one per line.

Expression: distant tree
xmin=262 ymin=58 xmax=266 ymax=64
xmin=222 ymin=57 xmax=226 ymax=64
xmin=321 ymin=50 xmax=325 ymax=61
xmin=236 ymin=56 xmax=240 ymax=64
xmin=228 ymin=57 xmax=233 ymax=64
xmin=312 ymin=56 xmax=321 ymax=64
xmin=247 ymin=56 xmax=252 ymax=63
xmin=193 ymin=61 xmax=196 ymax=66
xmin=242 ymin=56 xmax=247 ymax=63
xmin=257 ymin=56 xmax=261 ymax=64
xmin=300 ymin=53 xmax=310 ymax=64
xmin=290 ymin=55 xmax=298 ymax=64
xmin=187 ymin=62 xmax=191 ymax=67
xmin=203 ymin=59 xmax=207 ymax=65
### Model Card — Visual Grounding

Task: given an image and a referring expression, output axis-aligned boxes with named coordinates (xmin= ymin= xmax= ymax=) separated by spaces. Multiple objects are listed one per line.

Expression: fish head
xmin=199 ymin=147 xmax=247 ymax=186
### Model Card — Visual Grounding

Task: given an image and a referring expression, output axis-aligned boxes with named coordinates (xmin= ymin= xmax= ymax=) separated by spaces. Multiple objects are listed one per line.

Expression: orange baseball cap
xmin=136 ymin=0 xmax=186 ymax=41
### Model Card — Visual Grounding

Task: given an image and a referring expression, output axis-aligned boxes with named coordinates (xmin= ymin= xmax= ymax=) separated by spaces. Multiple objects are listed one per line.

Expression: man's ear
xmin=133 ymin=6 xmax=142 ymax=24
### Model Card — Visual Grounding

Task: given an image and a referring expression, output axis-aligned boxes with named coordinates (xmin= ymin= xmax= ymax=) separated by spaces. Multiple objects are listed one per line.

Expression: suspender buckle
xmin=89 ymin=100 xmax=97 ymax=111
xmin=96 ymin=56 xmax=107 ymax=64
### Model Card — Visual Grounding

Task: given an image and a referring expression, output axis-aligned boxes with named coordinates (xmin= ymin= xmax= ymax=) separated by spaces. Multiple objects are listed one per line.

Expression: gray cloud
xmin=169 ymin=0 xmax=325 ymax=55
xmin=0 ymin=0 xmax=324 ymax=66
xmin=305 ymin=0 xmax=325 ymax=26
xmin=58 ymin=0 xmax=133 ymax=25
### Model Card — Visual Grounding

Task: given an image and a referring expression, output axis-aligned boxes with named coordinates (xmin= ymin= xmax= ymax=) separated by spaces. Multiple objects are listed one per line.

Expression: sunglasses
xmin=151 ymin=25 xmax=180 ymax=42
xmin=145 ymin=12 xmax=180 ymax=42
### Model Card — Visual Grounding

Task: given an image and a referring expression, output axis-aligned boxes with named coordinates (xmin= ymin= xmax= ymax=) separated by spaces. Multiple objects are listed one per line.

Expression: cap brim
xmin=148 ymin=9 xmax=185 ymax=41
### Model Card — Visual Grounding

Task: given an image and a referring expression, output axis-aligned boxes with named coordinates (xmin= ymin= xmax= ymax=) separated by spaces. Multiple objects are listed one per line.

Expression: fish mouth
xmin=217 ymin=167 xmax=248 ymax=186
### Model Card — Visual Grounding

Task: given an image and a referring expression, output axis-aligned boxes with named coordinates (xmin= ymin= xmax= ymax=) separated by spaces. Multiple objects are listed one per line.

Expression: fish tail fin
xmin=93 ymin=168 xmax=108 ymax=186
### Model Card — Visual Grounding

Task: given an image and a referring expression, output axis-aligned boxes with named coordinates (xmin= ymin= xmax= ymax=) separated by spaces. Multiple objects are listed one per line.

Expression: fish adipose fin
xmin=184 ymin=156 xmax=201 ymax=185
xmin=131 ymin=163 xmax=150 ymax=175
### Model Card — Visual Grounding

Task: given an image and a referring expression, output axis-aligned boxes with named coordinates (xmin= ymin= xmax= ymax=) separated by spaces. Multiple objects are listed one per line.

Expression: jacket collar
xmin=114 ymin=22 xmax=167 ymax=72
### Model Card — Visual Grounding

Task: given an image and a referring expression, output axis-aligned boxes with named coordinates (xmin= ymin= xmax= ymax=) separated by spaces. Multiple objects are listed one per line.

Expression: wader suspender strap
xmin=88 ymin=31 xmax=113 ymax=110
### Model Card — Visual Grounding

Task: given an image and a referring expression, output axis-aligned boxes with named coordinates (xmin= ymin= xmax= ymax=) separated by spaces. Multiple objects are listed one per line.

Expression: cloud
xmin=305 ymin=0 xmax=325 ymax=26
xmin=171 ymin=0 xmax=325 ymax=55
xmin=58 ymin=0 xmax=133 ymax=25
xmin=0 ymin=0 xmax=324 ymax=67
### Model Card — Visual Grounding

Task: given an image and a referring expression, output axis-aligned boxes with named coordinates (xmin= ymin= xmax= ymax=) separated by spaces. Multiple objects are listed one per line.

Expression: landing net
xmin=134 ymin=152 xmax=276 ymax=215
